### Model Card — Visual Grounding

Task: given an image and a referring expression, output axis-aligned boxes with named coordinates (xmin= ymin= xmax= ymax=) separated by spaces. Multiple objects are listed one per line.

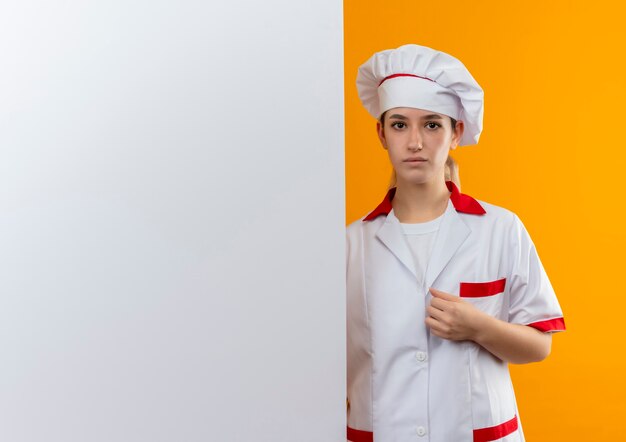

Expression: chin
xmin=397 ymin=174 xmax=443 ymax=187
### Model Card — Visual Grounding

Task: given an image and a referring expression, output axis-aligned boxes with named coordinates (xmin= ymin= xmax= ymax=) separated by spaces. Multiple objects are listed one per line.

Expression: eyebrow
xmin=387 ymin=113 xmax=443 ymax=120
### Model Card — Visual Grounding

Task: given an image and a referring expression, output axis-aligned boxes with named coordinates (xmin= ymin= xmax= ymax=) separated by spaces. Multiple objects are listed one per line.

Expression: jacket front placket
xmin=370 ymin=201 xmax=474 ymax=442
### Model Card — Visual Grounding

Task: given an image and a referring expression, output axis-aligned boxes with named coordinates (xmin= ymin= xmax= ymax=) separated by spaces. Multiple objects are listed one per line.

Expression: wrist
xmin=470 ymin=310 xmax=500 ymax=345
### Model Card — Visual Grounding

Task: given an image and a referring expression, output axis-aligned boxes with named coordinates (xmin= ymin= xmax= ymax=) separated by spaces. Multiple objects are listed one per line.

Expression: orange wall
xmin=344 ymin=1 xmax=626 ymax=440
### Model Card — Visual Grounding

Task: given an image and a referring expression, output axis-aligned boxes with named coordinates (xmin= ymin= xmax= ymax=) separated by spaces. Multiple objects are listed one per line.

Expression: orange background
xmin=344 ymin=1 xmax=626 ymax=440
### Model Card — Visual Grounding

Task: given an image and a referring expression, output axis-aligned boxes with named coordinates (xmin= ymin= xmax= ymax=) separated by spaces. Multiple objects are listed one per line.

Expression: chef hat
xmin=356 ymin=44 xmax=484 ymax=146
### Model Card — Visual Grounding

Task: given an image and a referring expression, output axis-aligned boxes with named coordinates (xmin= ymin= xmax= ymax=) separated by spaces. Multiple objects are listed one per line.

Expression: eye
xmin=425 ymin=122 xmax=441 ymax=130
xmin=390 ymin=121 xmax=407 ymax=129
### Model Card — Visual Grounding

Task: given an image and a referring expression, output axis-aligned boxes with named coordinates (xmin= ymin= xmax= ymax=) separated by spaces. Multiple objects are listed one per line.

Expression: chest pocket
xmin=459 ymin=277 xmax=507 ymax=318
xmin=460 ymin=277 xmax=506 ymax=298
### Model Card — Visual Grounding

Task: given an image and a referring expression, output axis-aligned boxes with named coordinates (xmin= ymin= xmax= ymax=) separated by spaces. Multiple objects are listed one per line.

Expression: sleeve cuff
xmin=527 ymin=317 xmax=566 ymax=333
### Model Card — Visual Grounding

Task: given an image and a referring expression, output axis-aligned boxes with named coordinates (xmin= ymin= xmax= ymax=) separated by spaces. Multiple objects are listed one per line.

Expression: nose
xmin=407 ymin=127 xmax=423 ymax=152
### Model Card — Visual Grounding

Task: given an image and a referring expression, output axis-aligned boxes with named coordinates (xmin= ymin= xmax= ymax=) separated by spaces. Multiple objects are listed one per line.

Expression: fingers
xmin=426 ymin=304 xmax=452 ymax=338
xmin=429 ymin=287 xmax=459 ymax=301
xmin=426 ymin=288 xmax=467 ymax=341
xmin=425 ymin=316 xmax=450 ymax=338
xmin=427 ymin=304 xmax=445 ymax=321
xmin=425 ymin=315 xmax=440 ymax=331
xmin=430 ymin=296 xmax=448 ymax=311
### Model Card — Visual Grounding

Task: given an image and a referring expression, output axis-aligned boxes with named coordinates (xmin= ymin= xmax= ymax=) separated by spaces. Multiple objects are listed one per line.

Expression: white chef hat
xmin=356 ymin=44 xmax=484 ymax=146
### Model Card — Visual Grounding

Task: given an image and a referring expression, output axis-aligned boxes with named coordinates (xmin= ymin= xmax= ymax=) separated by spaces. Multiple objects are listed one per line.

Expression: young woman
xmin=346 ymin=44 xmax=565 ymax=442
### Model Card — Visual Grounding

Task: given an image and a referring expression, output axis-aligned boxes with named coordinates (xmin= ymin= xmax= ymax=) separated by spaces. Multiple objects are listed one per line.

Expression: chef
xmin=346 ymin=44 xmax=565 ymax=442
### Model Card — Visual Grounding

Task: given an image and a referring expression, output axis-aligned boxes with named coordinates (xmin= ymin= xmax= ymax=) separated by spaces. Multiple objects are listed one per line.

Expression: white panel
xmin=0 ymin=1 xmax=344 ymax=441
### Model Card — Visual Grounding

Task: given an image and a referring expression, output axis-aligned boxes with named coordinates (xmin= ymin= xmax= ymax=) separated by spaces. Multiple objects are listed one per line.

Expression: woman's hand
xmin=425 ymin=288 xmax=486 ymax=341
xmin=425 ymin=287 xmax=552 ymax=364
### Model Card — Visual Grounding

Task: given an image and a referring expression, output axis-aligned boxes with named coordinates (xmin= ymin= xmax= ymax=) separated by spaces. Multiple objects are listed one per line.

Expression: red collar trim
xmin=363 ymin=181 xmax=486 ymax=222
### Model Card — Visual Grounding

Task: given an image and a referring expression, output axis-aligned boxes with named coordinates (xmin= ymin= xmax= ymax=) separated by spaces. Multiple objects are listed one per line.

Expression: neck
xmin=392 ymin=178 xmax=450 ymax=223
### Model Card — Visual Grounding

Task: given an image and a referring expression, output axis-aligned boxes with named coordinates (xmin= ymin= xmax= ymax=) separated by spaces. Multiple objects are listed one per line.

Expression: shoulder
xmin=346 ymin=216 xmax=366 ymax=231
xmin=454 ymin=191 xmax=519 ymax=225
xmin=458 ymin=197 xmax=528 ymax=245
xmin=474 ymin=199 xmax=518 ymax=223
xmin=461 ymin=198 xmax=539 ymax=256
xmin=345 ymin=211 xmax=388 ymax=247
xmin=448 ymin=182 xmax=520 ymax=229
xmin=346 ymin=214 xmax=369 ymax=240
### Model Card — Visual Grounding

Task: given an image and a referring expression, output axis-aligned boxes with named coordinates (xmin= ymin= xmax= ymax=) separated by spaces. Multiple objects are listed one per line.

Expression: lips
xmin=404 ymin=157 xmax=427 ymax=162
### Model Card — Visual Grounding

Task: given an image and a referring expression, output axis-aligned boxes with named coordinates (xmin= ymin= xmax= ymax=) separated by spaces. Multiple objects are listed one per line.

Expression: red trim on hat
xmin=347 ymin=427 xmax=373 ymax=442
xmin=378 ymin=73 xmax=435 ymax=86
xmin=473 ymin=415 xmax=518 ymax=442
xmin=527 ymin=317 xmax=566 ymax=332
xmin=460 ymin=278 xmax=506 ymax=298
xmin=363 ymin=181 xmax=486 ymax=222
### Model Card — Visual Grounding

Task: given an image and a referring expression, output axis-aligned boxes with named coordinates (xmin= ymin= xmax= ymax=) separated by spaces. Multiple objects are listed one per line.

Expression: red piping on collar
xmin=363 ymin=181 xmax=486 ymax=222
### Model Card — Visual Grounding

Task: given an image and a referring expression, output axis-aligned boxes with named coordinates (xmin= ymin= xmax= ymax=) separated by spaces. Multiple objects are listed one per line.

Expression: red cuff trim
xmin=528 ymin=317 xmax=566 ymax=332
xmin=460 ymin=278 xmax=506 ymax=298
xmin=473 ymin=415 xmax=518 ymax=442
xmin=347 ymin=426 xmax=373 ymax=442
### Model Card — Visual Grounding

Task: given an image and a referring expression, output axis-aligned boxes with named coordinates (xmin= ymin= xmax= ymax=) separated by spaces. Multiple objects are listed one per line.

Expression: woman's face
xmin=377 ymin=107 xmax=464 ymax=187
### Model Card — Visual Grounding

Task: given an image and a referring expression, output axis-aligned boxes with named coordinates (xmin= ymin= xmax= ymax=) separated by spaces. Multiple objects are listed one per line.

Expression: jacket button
xmin=415 ymin=351 xmax=428 ymax=362
xmin=416 ymin=426 xmax=427 ymax=437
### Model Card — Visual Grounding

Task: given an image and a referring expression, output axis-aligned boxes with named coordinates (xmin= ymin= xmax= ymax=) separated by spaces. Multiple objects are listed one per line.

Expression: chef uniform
xmin=347 ymin=44 xmax=565 ymax=442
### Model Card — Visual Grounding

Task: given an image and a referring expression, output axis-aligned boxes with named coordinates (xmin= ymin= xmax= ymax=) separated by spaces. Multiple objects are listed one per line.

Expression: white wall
xmin=0 ymin=1 xmax=345 ymax=441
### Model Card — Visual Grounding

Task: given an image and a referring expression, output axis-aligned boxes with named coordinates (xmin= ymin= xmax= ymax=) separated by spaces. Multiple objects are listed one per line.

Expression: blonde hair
xmin=388 ymin=155 xmax=461 ymax=190
xmin=444 ymin=155 xmax=461 ymax=189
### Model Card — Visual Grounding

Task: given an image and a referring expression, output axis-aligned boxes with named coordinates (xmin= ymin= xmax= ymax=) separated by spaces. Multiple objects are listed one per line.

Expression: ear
xmin=377 ymin=121 xmax=388 ymax=150
xmin=449 ymin=120 xmax=465 ymax=151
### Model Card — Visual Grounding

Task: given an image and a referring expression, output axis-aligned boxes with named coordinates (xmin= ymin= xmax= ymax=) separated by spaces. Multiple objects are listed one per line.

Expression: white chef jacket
xmin=346 ymin=181 xmax=565 ymax=442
